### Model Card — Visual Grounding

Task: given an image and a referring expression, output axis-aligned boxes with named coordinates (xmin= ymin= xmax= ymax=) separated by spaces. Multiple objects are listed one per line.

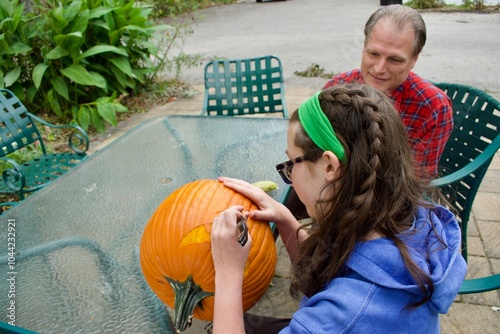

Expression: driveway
xmin=179 ymin=0 xmax=500 ymax=98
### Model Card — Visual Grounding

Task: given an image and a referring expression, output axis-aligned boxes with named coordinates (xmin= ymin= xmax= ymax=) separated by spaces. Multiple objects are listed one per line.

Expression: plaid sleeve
xmin=403 ymin=87 xmax=453 ymax=178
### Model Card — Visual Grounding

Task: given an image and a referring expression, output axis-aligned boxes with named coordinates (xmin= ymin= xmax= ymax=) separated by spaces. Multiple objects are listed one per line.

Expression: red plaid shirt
xmin=323 ymin=70 xmax=453 ymax=177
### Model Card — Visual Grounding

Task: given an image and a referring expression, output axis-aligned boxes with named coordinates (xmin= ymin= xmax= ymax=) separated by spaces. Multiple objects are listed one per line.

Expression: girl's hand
xmin=218 ymin=177 xmax=306 ymax=262
xmin=211 ymin=206 xmax=252 ymax=279
xmin=218 ymin=177 xmax=284 ymax=223
xmin=211 ymin=206 xmax=250 ymax=334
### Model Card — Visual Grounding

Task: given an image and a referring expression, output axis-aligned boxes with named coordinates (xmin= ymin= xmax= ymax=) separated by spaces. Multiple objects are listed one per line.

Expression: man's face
xmin=361 ymin=19 xmax=418 ymax=93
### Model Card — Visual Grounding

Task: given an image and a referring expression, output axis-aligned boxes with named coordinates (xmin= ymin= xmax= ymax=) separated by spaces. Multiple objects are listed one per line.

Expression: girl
xmin=210 ymin=84 xmax=466 ymax=333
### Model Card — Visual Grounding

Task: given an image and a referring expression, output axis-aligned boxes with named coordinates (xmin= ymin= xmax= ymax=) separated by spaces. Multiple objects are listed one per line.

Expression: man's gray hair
xmin=364 ymin=4 xmax=427 ymax=57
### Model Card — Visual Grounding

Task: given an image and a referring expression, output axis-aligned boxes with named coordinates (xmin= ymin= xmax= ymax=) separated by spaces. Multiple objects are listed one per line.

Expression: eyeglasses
xmin=275 ymin=154 xmax=312 ymax=184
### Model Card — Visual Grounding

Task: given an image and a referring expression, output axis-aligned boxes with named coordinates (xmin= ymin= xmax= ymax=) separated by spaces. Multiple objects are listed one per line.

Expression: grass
xmin=294 ymin=64 xmax=337 ymax=79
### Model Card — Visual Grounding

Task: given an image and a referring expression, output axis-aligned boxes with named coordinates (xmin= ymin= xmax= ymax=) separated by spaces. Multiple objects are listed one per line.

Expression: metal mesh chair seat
xmin=0 ymin=152 xmax=86 ymax=195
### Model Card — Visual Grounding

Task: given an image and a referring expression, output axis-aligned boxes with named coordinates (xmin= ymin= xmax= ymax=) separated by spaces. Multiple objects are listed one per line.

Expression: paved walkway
xmin=88 ymin=82 xmax=499 ymax=333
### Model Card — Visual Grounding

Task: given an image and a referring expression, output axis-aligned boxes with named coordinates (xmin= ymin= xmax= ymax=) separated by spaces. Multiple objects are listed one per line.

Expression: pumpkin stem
xmin=166 ymin=275 xmax=214 ymax=332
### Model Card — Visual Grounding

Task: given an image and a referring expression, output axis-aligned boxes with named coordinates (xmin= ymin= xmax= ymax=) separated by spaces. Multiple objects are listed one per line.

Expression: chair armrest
xmin=0 ymin=321 xmax=38 ymax=334
xmin=459 ymin=273 xmax=500 ymax=294
xmin=27 ymin=112 xmax=90 ymax=155
xmin=431 ymin=134 xmax=500 ymax=187
xmin=0 ymin=157 xmax=26 ymax=192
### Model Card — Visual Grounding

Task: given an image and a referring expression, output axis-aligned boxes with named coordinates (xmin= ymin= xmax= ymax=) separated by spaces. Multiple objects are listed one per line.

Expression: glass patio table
xmin=0 ymin=115 xmax=288 ymax=333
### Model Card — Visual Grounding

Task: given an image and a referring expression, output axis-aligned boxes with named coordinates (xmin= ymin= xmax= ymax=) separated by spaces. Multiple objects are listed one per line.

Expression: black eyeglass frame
xmin=275 ymin=154 xmax=313 ymax=184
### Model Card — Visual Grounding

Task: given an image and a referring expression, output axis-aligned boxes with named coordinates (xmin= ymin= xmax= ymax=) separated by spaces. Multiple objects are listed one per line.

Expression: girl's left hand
xmin=211 ymin=206 xmax=253 ymax=279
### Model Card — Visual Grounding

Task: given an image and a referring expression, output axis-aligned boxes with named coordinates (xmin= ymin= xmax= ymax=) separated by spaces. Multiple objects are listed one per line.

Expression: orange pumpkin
xmin=140 ymin=179 xmax=277 ymax=331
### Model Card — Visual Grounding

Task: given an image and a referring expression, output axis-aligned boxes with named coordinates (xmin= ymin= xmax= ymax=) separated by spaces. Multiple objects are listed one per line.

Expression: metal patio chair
xmin=0 ymin=89 xmax=89 ymax=200
xmin=202 ymin=55 xmax=289 ymax=118
xmin=431 ymin=82 xmax=500 ymax=294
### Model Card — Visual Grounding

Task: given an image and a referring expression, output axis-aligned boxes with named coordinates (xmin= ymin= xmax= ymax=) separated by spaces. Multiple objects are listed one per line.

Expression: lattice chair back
xmin=432 ymin=83 xmax=500 ymax=262
xmin=0 ymin=89 xmax=46 ymax=157
xmin=0 ymin=89 xmax=88 ymax=201
xmin=202 ymin=55 xmax=289 ymax=118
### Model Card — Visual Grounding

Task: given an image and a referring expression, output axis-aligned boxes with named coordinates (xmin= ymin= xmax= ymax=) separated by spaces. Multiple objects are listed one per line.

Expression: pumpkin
xmin=140 ymin=179 xmax=277 ymax=331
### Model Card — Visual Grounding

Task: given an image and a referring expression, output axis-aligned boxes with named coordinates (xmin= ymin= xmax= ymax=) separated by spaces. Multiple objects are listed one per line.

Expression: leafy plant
xmin=144 ymin=14 xmax=205 ymax=85
xmin=0 ymin=0 xmax=41 ymax=98
xmin=0 ymin=0 xmax=173 ymax=132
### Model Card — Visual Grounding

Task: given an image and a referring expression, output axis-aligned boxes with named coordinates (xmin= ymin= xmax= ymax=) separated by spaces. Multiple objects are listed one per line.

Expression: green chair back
xmin=202 ymin=55 xmax=289 ymax=118
xmin=431 ymin=83 xmax=500 ymax=294
xmin=0 ymin=89 xmax=47 ymax=157
xmin=432 ymin=83 xmax=500 ymax=261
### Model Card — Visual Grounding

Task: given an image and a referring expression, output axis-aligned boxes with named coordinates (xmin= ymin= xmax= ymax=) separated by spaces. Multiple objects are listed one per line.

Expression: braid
xmin=348 ymin=92 xmax=383 ymax=220
xmin=322 ymin=88 xmax=385 ymax=230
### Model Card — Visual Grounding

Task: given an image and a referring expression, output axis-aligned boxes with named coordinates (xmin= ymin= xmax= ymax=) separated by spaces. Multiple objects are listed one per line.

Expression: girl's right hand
xmin=211 ymin=206 xmax=252 ymax=277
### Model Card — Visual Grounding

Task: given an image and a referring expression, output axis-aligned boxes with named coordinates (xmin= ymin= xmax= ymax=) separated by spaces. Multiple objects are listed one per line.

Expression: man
xmin=323 ymin=5 xmax=453 ymax=178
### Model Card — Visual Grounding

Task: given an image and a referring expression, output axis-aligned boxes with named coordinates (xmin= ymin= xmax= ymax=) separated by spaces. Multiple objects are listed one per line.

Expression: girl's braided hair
xmin=289 ymin=84 xmax=434 ymax=307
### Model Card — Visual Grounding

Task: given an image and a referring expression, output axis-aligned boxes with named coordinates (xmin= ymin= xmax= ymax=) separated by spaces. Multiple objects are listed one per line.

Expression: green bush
xmin=464 ymin=1 xmax=485 ymax=9
xmin=0 ymin=0 xmax=172 ymax=132
xmin=148 ymin=0 xmax=236 ymax=18
xmin=405 ymin=0 xmax=446 ymax=9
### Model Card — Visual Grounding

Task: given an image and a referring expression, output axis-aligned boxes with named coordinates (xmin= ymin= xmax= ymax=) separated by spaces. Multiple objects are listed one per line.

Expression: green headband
xmin=298 ymin=91 xmax=346 ymax=164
